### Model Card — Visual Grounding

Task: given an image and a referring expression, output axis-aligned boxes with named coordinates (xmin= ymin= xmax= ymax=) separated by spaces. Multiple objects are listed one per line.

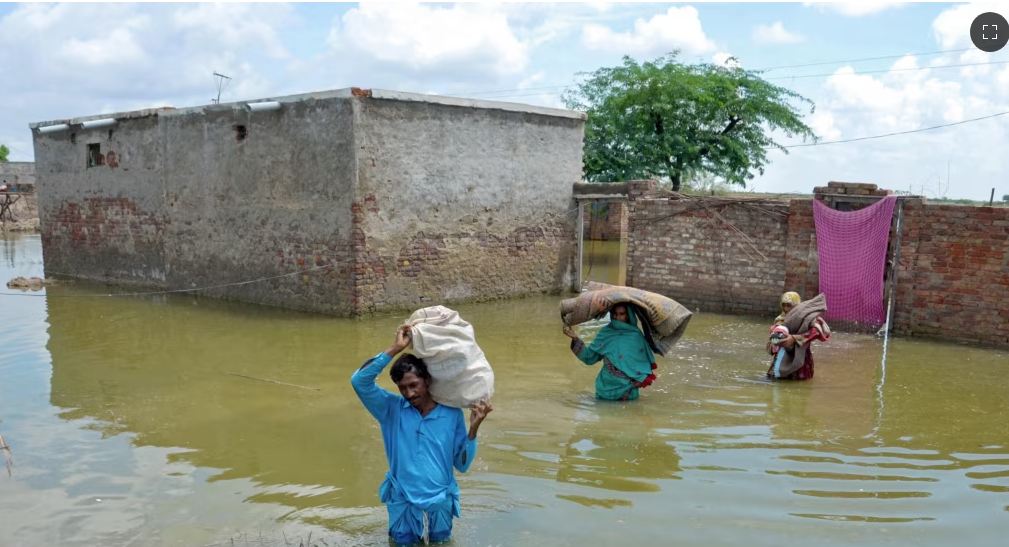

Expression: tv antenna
xmin=212 ymin=72 xmax=232 ymax=104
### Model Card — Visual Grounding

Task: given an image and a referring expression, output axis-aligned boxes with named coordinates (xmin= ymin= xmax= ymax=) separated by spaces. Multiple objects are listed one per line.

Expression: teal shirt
xmin=351 ymin=352 xmax=478 ymax=508
xmin=570 ymin=307 xmax=657 ymax=401
xmin=571 ymin=339 xmax=642 ymax=400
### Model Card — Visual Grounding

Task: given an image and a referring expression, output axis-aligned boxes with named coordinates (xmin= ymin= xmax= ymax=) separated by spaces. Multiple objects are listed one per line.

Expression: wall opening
xmin=87 ymin=143 xmax=103 ymax=168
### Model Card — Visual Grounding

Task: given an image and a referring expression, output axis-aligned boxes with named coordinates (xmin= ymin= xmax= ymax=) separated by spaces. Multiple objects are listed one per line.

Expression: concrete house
xmin=30 ymin=88 xmax=586 ymax=314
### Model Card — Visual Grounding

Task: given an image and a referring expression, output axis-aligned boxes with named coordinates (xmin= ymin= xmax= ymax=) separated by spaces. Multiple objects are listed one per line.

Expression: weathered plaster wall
xmin=32 ymin=114 xmax=168 ymax=283
xmin=31 ymin=90 xmax=585 ymax=315
xmin=0 ymin=161 xmax=35 ymax=186
xmin=160 ymin=96 xmax=357 ymax=313
xmin=350 ymin=94 xmax=584 ymax=313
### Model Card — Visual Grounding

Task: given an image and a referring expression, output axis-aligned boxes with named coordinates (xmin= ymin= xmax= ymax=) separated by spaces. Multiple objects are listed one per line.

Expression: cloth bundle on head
xmin=405 ymin=305 xmax=494 ymax=408
xmin=559 ymin=281 xmax=692 ymax=356
xmin=772 ymin=293 xmax=832 ymax=378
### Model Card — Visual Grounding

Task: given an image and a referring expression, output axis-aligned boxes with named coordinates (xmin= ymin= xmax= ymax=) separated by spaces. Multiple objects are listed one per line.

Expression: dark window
xmin=87 ymin=143 xmax=103 ymax=168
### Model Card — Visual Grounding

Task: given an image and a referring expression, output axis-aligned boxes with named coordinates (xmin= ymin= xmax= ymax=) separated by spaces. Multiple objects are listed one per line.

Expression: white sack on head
xmin=405 ymin=305 xmax=494 ymax=408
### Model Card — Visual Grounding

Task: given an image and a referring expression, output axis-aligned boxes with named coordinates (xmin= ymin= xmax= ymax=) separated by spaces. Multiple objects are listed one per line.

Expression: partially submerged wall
xmin=31 ymin=89 xmax=583 ymax=315
xmin=627 ymin=183 xmax=791 ymax=315
xmin=625 ymin=181 xmax=1009 ymax=348
xmin=160 ymin=96 xmax=357 ymax=313
xmin=893 ymin=203 xmax=1009 ymax=346
xmin=32 ymin=113 xmax=168 ymax=283
xmin=583 ymin=201 xmax=627 ymax=241
xmin=351 ymin=91 xmax=583 ymax=313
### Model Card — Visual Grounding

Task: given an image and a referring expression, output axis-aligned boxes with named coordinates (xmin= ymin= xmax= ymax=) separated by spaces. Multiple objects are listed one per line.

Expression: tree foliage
xmin=0 ymin=144 xmax=9 ymax=163
xmin=564 ymin=54 xmax=817 ymax=190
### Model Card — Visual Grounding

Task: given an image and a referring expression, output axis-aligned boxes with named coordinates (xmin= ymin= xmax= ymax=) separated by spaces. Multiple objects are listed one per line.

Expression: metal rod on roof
xmin=213 ymin=72 xmax=232 ymax=104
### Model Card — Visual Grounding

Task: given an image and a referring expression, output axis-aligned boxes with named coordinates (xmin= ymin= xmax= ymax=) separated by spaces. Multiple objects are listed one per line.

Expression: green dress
xmin=570 ymin=307 xmax=657 ymax=401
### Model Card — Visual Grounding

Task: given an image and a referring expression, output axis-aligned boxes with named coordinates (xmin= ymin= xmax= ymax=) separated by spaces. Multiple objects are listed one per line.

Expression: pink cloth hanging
xmin=813 ymin=196 xmax=896 ymax=327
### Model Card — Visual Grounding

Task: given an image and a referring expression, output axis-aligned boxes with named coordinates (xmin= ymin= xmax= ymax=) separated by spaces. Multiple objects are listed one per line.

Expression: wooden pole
xmin=576 ymin=201 xmax=584 ymax=290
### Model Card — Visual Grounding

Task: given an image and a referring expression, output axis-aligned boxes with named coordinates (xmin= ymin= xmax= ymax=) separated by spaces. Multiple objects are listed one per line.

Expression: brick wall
xmin=583 ymin=201 xmax=627 ymax=241
xmin=627 ymin=194 xmax=791 ymax=315
xmin=893 ymin=203 xmax=1009 ymax=346
xmin=33 ymin=90 xmax=582 ymax=316
xmin=625 ymin=182 xmax=1009 ymax=348
xmin=782 ymin=199 xmax=819 ymax=303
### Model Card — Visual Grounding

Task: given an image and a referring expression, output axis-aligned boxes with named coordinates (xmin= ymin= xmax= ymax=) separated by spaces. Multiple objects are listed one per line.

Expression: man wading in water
xmin=351 ymin=326 xmax=492 ymax=545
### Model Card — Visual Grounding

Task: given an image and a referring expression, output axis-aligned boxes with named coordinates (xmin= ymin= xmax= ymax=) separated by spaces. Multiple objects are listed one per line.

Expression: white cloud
xmin=517 ymin=71 xmax=546 ymax=90
xmin=808 ymin=110 xmax=841 ymax=140
xmin=0 ymin=3 xmax=290 ymax=99
xmin=330 ymin=3 xmax=527 ymax=78
xmin=172 ymin=3 xmax=290 ymax=60
xmin=0 ymin=3 xmax=293 ymax=159
xmin=582 ymin=6 xmax=715 ymax=57
xmin=754 ymin=41 xmax=1009 ymax=199
xmin=933 ymin=2 xmax=1005 ymax=48
xmin=998 ymin=65 xmax=1009 ymax=88
xmin=805 ymin=1 xmax=904 ymax=17
xmin=752 ymin=21 xmax=804 ymax=45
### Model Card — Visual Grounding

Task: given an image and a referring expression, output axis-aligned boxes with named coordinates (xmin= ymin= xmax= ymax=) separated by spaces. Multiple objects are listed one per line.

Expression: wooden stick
xmin=0 ymin=433 xmax=13 ymax=477
xmin=226 ymin=372 xmax=320 ymax=391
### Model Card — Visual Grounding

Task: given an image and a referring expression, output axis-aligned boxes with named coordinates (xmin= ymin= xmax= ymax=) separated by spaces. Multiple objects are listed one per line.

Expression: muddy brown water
xmin=2 ymin=233 xmax=1008 ymax=546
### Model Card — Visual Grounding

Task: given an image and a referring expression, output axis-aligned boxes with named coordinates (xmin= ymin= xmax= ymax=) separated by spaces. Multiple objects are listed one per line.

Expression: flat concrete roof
xmin=30 ymin=87 xmax=585 ymax=129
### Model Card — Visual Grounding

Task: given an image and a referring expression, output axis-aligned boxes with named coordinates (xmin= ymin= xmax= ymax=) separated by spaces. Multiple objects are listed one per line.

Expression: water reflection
xmin=4 ymin=233 xmax=1009 ymax=546
xmin=555 ymin=403 xmax=681 ymax=496
xmin=45 ymin=291 xmax=392 ymax=511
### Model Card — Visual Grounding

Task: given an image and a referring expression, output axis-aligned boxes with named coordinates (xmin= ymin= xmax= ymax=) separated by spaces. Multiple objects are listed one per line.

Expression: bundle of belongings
xmin=404 ymin=305 xmax=494 ymax=408
xmin=770 ymin=292 xmax=831 ymax=378
xmin=559 ymin=281 xmax=692 ymax=356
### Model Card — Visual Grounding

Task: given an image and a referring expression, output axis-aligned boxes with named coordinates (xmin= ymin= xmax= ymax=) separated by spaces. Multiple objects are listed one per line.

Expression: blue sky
xmin=1 ymin=2 xmax=1006 ymax=200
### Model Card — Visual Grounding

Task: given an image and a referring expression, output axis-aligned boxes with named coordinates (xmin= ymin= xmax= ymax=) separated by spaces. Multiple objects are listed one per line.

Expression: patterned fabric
xmin=560 ymin=282 xmax=692 ymax=356
xmin=767 ymin=293 xmax=831 ymax=380
xmin=813 ymin=196 xmax=896 ymax=327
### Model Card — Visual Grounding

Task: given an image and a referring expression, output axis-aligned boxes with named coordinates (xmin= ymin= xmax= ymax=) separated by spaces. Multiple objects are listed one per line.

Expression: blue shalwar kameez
xmin=351 ymin=353 xmax=478 ymax=544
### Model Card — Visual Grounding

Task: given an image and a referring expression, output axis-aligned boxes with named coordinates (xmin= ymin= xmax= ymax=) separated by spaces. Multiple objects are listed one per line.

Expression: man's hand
xmin=468 ymin=400 xmax=493 ymax=440
xmin=562 ymin=326 xmax=579 ymax=340
xmin=780 ymin=335 xmax=796 ymax=350
xmin=384 ymin=325 xmax=412 ymax=357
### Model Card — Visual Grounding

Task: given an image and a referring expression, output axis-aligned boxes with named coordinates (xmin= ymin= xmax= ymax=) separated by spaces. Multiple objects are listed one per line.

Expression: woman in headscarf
xmin=766 ymin=291 xmax=830 ymax=380
xmin=563 ymin=303 xmax=658 ymax=401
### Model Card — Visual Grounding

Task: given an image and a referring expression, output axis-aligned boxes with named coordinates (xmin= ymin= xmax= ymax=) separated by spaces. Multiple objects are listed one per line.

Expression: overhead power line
xmin=755 ymin=48 xmax=972 ymax=71
xmin=781 ymin=110 xmax=1009 ymax=148
xmin=457 ymin=47 xmax=984 ymax=98
xmin=766 ymin=59 xmax=1009 ymax=81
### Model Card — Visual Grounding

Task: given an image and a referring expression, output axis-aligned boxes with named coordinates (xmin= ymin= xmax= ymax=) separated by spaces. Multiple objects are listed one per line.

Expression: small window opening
xmin=87 ymin=143 xmax=103 ymax=168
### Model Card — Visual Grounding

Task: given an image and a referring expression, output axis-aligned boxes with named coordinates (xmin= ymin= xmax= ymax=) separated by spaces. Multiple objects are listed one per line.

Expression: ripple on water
xmin=791 ymin=513 xmax=936 ymax=523
xmin=792 ymin=489 xmax=932 ymax=499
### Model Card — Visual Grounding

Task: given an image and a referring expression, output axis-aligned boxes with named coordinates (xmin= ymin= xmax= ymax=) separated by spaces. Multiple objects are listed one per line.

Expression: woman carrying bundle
xmin=563 ymin=303 xmax=658 ymax=401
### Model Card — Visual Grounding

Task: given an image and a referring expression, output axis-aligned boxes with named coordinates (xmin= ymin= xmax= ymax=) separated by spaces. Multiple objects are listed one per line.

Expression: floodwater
xmin=581 ymin=238 xmax=625 ymax=286
xmin=2 ymin=233 xmax=1008 ymax=546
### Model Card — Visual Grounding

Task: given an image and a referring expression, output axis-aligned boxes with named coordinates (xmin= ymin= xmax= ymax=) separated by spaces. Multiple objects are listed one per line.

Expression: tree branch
xmin=720 ymin=115 xmax=742 ymax=135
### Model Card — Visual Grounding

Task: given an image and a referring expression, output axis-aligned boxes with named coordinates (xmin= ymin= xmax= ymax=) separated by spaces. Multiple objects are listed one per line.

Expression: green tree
xmin=564 ymin=54 xmax=817 ymax=191
xmin=0 ymin=144 xmax=9 ymax=162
